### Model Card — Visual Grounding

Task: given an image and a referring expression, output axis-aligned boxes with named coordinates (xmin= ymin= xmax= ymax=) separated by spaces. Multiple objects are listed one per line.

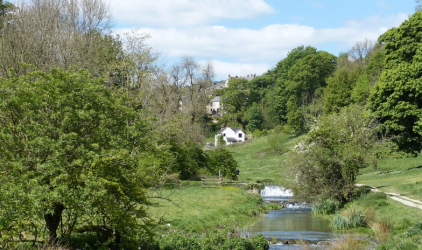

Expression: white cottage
xmin=215 ymin=127 xmax=245 ymax=146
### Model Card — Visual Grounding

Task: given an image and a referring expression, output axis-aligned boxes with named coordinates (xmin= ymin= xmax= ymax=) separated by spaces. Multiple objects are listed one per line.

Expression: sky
xmin=101 ymin=1 xmax=415 ymax=80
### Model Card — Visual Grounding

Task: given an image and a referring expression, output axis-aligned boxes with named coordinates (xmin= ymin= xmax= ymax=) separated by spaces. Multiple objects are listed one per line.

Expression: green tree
xmin=323 ymin=53 xmax=363 ymax=113
xmin=369 ymin=11 xmax=422 ymax=154
xmin=0 ymin=69 xmax=168 ymax=247
xmin=284 ymin=51 xmax=337 ymax=133
xmin=245 ymin=102 xmax=263 ymax=132
xmin=269 ymin=46 xmax=317 ymax=124
xmin=287 ymin=106 xmax=383 ymax=204
xmin=169 ymin=140 xmax=209 ymax=180
xmin=221 ymin=77 xmax=251 ymax=125
xmin=268 ymin=45 xmax=317 ymax=81
xmin=207 ymin=148 xmax=239 ymax=180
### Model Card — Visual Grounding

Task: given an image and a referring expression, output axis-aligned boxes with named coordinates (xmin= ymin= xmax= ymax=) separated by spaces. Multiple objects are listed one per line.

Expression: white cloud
xmin=113 ymin=12 xmax=409 ymax=80
xmin=207 ymin=60 xmax=271 ymax=80
xmin=109 ymin=0 xmax=275 ymax=27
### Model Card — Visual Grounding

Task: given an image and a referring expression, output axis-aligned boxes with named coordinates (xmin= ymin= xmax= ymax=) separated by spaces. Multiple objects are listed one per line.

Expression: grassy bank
xmin=357 ymin=154 xmax=422 ymax=200
xmin=329 ymin=155 xmax=422 ymax=248
xmin=227 ymin=135 xmax=296 ymax=184
xmin=330 ymin=191 xmax=422 ymax=249
xmin=148 ymin=183 xmax=264 ymax=233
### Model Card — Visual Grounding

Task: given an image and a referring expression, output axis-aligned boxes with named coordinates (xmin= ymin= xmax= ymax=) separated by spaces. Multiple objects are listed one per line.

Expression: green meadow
xmin=357 ymin=154 xmax=422 ymax=200
xmin=227 ymin=135 xmax=296 ymax=184
xmin=148 ymin=183 xmax=263 ymax=233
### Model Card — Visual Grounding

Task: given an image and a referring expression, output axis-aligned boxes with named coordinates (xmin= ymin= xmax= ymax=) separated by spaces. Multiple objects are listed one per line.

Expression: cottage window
xmin=223 ymin=133 xmax=226 ymax=136
xmin=238 ymin=133 xmax=242 ymax=138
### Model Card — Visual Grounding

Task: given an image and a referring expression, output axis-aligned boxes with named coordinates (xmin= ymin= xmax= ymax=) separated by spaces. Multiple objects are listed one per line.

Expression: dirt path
xmin=356 ymin=184 xmax=422 ymax=210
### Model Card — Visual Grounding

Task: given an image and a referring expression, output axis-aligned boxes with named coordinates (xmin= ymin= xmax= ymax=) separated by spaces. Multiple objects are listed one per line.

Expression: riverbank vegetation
xmin=1 ymin=0 xmax=422 ymax=249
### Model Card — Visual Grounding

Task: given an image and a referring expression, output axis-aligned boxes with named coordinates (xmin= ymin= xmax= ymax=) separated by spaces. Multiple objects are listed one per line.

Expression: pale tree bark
xmin=348 ymin=39 xmax=376 ymax=67
xmin=0 ymin=0 xmax=113 ymax=77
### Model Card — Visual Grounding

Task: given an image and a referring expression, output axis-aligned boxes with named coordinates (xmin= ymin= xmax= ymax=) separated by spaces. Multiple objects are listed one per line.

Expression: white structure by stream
xmin=260 ymin=185 xmax=293 ymax=197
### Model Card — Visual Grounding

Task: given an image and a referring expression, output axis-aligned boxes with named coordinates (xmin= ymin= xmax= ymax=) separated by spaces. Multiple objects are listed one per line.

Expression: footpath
xmin=356 ymin=184 xmax=422 ymax=210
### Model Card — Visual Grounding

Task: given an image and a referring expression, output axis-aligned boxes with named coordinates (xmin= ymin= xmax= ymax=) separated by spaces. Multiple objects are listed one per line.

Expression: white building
xmin=207 ymin=96 xmax=222 ymax=115
xmin=215 ymin=127 xmax=245 ymax=146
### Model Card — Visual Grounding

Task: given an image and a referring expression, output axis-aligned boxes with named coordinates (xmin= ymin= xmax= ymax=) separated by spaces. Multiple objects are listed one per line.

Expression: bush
xmin=355 ymin=192 xmax=388 ymax=208
xmin=263 ymin=202 xmax=283 ymax=211
xmin=252 ymin=129 xmax=268 ymax=138
xmin=287 ymin=106 xmax=385 ymax=204
xmin=267 ymin=132 xmax=290 ymax=154
xmin=312 ymin=199 xmax=339 ymax=215
xmin=251 ymin=235 xmax=269 ymax=250
xmin=222 ymin=237 xmax=253 ymax=250
xmin=159 ymin=232 xmax=201 ymax=250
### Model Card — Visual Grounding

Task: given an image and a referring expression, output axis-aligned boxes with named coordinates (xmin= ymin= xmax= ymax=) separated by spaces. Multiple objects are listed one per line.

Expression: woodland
xmin=0 ymin=0 xmax=422 ymax=249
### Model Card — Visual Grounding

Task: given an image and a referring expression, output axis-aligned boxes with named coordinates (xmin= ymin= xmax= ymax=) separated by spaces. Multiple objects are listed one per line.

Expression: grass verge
xmin=148 ymin=183 xmax=264 ymax=233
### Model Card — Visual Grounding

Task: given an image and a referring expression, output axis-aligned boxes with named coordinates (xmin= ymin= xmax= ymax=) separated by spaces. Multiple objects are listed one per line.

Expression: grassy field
xmin=148 ymin=183 xmax=263 ymax=233
xmin=357 ymin=154 xmax=422 ymax=200
xmin=226 ymin=135 xmax=297 ymax=184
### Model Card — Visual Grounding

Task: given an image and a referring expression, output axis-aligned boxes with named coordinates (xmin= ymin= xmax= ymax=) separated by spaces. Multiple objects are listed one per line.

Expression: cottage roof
xmin=232 ymin=127 xmax=242 ymax=133
xmin=211 ymin=96 xmax=220 ymax=102
xmin=216 ymin=128 xmax=226 ymax=134
xmin=216 ymin=127 xmax=243 ymax=134
xmin=226 ymin=137 xmax=237 ymax=142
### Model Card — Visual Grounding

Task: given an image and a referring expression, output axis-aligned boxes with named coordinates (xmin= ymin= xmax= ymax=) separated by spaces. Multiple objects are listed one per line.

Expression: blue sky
xmin=110 ymin=0 xmax=414 ymax=80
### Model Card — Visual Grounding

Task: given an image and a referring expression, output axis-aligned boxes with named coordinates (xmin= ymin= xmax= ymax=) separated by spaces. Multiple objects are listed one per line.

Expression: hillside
xmin=227 ymin=134 xmax=296 ymax=184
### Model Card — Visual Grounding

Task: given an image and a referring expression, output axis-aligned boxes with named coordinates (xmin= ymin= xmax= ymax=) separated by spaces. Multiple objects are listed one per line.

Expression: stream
xmin=249 ymin=185 xmax=342 ymax=249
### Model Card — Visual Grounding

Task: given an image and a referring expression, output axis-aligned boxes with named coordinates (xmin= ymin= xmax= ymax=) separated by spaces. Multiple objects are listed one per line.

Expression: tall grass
xmin=332 ymin=206 xmax=366 ymax=230
xmin=370 ymin=217 xmax=394 ymax=244
xmin=327 ymin=237 xmax=369 ymax=250
xmin=312 ymin=199 xmax=339 ymax=215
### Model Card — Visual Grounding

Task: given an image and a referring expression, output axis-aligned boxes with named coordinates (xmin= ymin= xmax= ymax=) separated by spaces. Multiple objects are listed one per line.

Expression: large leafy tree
xmin=323 ymin=53 xmax=363 ymax=113
xmin=284 ymin=51 xmax=337 ymax=133
xmin=287 ymin=106 xmax=383 ymax=204
xmin=221 ymin=77 xmax=252 ymax=126
xmin=0 ymin=69 xmax=168 ymax=247
xmin=270 ymin=46 xmax=317 ymax=124
xmin=369 ymin=11 xmax=422 ymax=154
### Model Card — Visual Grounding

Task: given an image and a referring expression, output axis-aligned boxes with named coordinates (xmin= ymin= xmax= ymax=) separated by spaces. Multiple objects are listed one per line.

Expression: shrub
xmin=263 ymin=202 xmax=282 ymax=211
xmin=159 ymin=232 xmax=201 ymax=250
xmin=251 ymin=235 xmax=269 ymax=250
xmin=252 ymin=129 xmax=268 ymax=138
xmin=222 ymin=237 xmax=253 ymax=250
xmin=312 ymin=199 xmax=339 ymax=215
xmin=404 ymin=222 xmax=422 ymax=239
xmin=267 ymin=132 xmax=290 ymax=154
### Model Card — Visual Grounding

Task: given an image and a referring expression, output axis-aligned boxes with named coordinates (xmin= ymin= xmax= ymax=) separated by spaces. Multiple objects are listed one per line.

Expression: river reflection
xmin=251 ymin=186 xmax=338 ymax=250
xmin=250 ymin=204 xmax=334 ymax=241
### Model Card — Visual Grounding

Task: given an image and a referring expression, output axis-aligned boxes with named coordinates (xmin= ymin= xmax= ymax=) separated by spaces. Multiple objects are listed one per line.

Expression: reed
xmin=331 ymin=206 xmax=366 ymax=230
xmin=312 ymin=199 xmax=339 ymax=215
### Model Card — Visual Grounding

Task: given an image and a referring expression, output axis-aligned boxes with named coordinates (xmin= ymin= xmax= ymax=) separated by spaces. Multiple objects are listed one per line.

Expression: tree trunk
xmin=44 ymin=203 xmax=65 ymax=244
